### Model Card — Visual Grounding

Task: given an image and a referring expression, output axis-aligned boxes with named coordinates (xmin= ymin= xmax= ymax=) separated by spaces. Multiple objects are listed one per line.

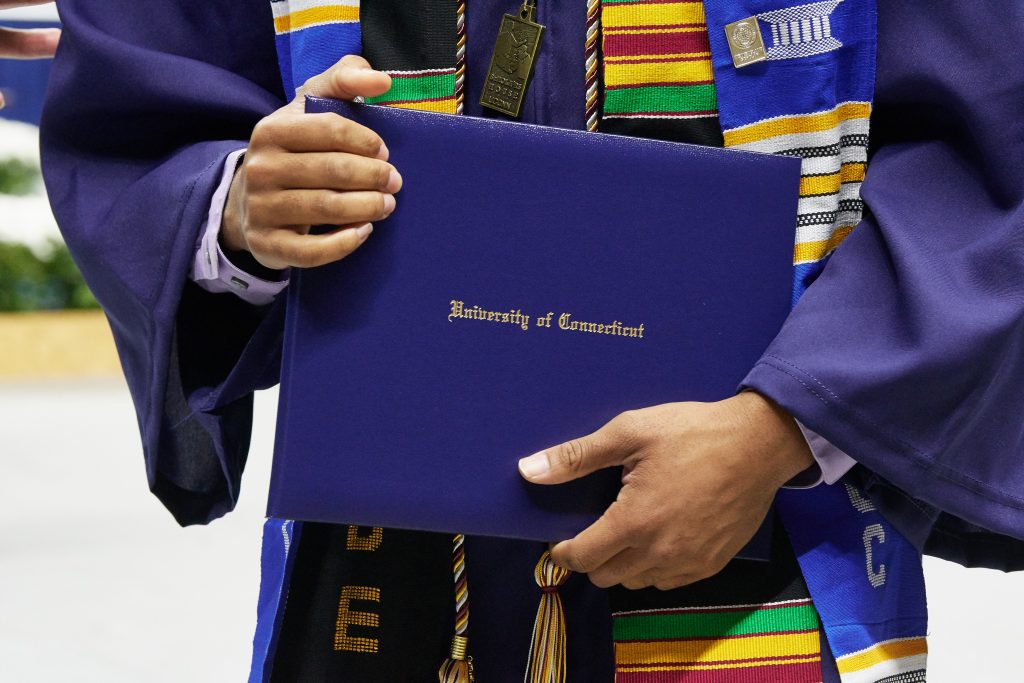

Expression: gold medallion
xmin=725 ymin=16 xmax=767 ymax=68
xmin=480 ymin=3 xmax=545 ymax=117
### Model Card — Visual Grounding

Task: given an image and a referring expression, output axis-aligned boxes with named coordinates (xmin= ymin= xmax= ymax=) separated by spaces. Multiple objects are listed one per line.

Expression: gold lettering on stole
xmin=335 ymin=585 xmax=381 ymax=653
xmin=346 ymin=526 xmax=383 ymax=551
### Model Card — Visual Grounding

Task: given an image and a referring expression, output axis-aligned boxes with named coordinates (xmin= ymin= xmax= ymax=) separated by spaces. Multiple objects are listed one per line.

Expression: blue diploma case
xmin=268 ymin=98 xmax=800 ymax=544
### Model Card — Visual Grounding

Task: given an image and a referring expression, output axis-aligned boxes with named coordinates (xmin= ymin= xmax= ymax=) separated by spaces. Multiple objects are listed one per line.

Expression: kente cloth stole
xmin=259 ymin=1 xmax=929 ymax=682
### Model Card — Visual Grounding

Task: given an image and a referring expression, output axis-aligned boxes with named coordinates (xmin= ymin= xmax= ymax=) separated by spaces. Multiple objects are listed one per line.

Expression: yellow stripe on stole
xmin=604 ymin=57 xmax=714 ymax=87
xmin=793 ymin=224 xmax=855 ymax=263
xmin=274 ymin=5 xmax=359 ymax=34
xmin=383 ymin=98 xmax=458 ymax=114
xmin=836 ymin=638 xmax=928 ymax=675
xmin=799 ymin=163 xmax=866 ymax=196
xmin=615 ymin=630 xmax=821 ymax=666
xmin=604 ymin=51 xmax=712 ymax=62
xmin=602 ymin=1 xmax=706 ymax=29
xmin=603 ymin=27 xmax=706 ymax=36
xmin=724 ymin=102 xmax=871 ymax=147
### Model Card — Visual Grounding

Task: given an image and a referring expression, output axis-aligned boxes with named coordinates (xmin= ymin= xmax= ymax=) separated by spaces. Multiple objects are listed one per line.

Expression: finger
xmin=257 ymin=113 xmax=386 ymax=158
xmin=251 ymin=223 xmax=374 ymax=269
xmin=294 ymin=54 xmax=391 ymax=103
xmin=0 ymin=27 xmax=60 ymax=59
xmin=252 ymin=153 xmax=402 ymax=193
xmin=254 ymin=189 xmax=395 ymax=227
xmin=518 ymin=411 xmax=642 ymax=484
xmin=621 ymin=573 xmax=662 ymax=590
xmin=0 ymin=1 xmax=56 ymax=8
xmin=549 ymin=504 xmax=632 ymax=575
xmin=585 ymin=547 xmax=652 ymax=589
xmin=653 ymin=574 xmax=698 ymax=591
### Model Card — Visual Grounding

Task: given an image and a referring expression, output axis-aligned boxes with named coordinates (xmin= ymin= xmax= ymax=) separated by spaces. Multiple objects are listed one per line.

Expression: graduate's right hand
xmin=221 ymin=55 xmax=401 ymax=270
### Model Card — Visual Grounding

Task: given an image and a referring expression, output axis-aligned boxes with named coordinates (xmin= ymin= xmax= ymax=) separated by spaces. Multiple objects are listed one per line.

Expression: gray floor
xmin=0 ymin=380 xmax=1019 ymax=681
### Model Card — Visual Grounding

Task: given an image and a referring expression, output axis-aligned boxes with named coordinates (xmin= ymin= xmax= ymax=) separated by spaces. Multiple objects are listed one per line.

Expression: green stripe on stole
xmin=614 ymin=602 xmax=821 ymax=641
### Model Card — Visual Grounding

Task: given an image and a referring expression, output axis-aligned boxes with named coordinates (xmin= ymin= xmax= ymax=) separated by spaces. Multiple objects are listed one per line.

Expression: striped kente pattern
xmin=601 ymin=0 xmax=717 ymax=121
xmin=365 ymin=68 xmax=458 ymax=113
xmin=722 ymin=101 xmax=871 ymax=299
xmin=614 ymin=598 xmax=823 ymax=682
xmin=270 ymin=0 xmax=361 ymax=94
xmin=835 ymin=637 xmax=927 ymax=683
xmin=271 ymin=0 xmax=359 ymax=34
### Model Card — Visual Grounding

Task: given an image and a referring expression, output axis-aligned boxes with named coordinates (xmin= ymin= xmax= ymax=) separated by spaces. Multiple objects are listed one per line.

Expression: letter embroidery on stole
xmin=346 ymin=525 xmax=384 ymax=552
xmin=335 ymin=526 xmax=385 ymax=653
xmin=335 ymin=585 xmax=382 ymax=653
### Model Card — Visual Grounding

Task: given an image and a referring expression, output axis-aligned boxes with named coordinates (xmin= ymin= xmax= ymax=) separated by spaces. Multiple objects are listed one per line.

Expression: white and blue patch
xmin=758 ymin=0 xmax=845 ymax=61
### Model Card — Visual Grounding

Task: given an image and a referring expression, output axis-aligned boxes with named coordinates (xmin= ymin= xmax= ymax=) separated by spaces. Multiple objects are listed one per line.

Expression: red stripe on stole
xmin=614 ymin=659 xmax=822 ymax=683
xmin=603 ymin=30 xmax=710 ymax=58
xmin=613 ymin=598 xmax=813 ymax=618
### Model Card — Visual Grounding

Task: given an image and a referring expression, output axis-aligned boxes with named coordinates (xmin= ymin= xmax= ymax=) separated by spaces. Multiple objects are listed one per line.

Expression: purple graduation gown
xmin=41 ymin=0 xmax=1024 ymax=613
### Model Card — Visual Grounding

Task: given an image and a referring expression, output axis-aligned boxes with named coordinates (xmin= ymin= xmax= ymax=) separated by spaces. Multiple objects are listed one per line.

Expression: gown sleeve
xmin=742 ymin=0 xmax=1024 ymax=570
xmin=40 ymin=0 xmax=289 ymax=526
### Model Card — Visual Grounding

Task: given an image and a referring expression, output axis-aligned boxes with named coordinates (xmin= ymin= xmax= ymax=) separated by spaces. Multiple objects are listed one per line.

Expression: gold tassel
xmin=525 ymin=550 xmax=571 ymax=683
xmin=439 ymin=635 xmax=474 ymax=683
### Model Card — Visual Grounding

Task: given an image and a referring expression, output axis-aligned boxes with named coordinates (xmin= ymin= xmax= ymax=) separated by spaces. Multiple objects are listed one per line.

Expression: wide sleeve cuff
xmin=191 ymin=148 xmax=290 ymax=306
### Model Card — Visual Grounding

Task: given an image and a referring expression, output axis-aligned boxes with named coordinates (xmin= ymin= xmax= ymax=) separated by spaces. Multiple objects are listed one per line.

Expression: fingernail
xmin=377 ymin=141 xmax=389 ymax=161
xmin=385 ymin=169 xmax=401 ymax=193
xmin=356 ymin=223 xmax=373 ymax=239
xmin=518 ymin=451 xmax=550 ymax=479
xmin=382 ymin=194 xmax=396 ymax=216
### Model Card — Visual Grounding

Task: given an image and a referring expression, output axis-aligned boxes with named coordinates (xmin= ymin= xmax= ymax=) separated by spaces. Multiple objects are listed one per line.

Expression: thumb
xmin=518 ymin=418 xmax=635 ymax=485
xmin=289 ymin=55 xmax=391 ymax=110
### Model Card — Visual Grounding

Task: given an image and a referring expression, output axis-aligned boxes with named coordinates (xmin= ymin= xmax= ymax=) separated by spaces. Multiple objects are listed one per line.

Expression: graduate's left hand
xmin=0 ymin=1 xmax=61 ymax=110
xmin=0 ymin=2 xmax=60 ymax=59
xmin=517 ymin=392 xmax=813 ymax=590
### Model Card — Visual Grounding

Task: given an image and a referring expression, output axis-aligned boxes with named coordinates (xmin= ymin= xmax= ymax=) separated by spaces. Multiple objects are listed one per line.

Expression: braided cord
xmin=584 ymin=0 xmax=601 ymax=131
xmin=455 ymin=0 xmax=467 ymax=113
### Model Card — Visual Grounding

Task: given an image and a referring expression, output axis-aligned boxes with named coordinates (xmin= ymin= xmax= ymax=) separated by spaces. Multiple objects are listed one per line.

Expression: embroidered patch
xmin=757 ymin=0 xmax=844 ymax=62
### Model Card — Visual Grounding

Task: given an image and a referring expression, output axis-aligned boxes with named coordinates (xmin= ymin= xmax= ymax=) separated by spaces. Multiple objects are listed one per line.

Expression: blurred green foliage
xmin=0 ymin=240 xmax=99 ymax=312
xmin=0 ymin=158 xmax=99 ymax=312
xmin=0 ymin=158 xmax=40 ymax=196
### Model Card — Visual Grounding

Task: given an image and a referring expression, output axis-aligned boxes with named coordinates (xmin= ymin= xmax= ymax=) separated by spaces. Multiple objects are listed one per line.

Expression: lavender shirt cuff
xmin=190 ymin=149 xmax=290 ymax=306
xmin=782 ymin=421 xmax=858 ymax=488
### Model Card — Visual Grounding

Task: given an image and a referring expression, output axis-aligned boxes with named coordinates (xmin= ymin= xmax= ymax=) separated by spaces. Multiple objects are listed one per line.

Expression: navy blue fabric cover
xmin=269 ymin=97 xmax=798 ymax=541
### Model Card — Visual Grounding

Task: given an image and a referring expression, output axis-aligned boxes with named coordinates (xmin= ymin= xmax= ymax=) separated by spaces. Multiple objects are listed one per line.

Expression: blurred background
xmin=0 ymin=3 xmax=1020 ymax=681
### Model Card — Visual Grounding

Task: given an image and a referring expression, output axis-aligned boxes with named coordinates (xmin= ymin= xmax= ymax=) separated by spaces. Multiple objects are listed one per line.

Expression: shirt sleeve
xmin=783 ymin=422 xmax=858 ymax=489
xmin=41 ymin=0 xmax=288 ymax=526
xmin=742 ymin=1 xmax=1024 ymax=569
xmin=191 ymin=148 xmax=291 ymax=306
